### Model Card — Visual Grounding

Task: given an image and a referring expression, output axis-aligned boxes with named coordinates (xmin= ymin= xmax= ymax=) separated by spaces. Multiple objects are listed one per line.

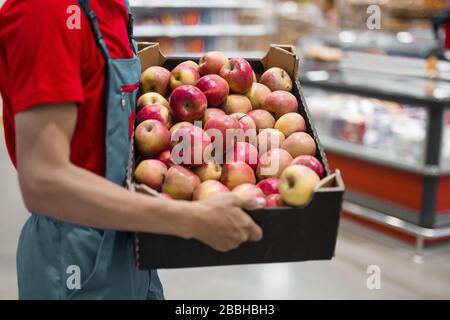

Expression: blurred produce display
xmin=130 ymin=0 xmax=277 ymax=56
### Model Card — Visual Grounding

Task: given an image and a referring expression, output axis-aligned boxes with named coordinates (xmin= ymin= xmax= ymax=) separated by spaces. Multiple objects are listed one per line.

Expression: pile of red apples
xmin=134 ymin=51 xmax=325 ymax=208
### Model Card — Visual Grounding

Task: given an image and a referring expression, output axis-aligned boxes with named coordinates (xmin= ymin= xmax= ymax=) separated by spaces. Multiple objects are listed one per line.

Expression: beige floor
xmin=1 ymin=132 xmax=450 ymax=300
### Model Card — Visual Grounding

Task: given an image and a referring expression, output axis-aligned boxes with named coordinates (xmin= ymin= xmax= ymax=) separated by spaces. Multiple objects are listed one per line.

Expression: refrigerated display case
xmin=300 ymin=66 xmax=450 ymax=255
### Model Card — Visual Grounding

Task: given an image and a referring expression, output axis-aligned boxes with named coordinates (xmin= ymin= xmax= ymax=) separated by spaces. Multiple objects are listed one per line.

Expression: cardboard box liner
xmin=128 ymin=43 xmax=345 ymax=269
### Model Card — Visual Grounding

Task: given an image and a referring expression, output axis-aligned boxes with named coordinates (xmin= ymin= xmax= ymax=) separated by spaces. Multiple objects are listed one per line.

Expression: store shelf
xmin=343 ymin=201 xmax=450 ymax=239
xmin=130 ymin=0 xmax=267 ymax=9
xmin=134 ymin=24 xmax=275 ymax=37
xmin=300 ymin=68 xmax=450 ymax=107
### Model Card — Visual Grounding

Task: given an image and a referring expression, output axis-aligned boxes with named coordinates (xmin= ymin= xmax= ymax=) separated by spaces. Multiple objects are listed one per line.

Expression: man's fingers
xmin=229 ymin=193 xmax=265 ymax=211
xmin=246 ymin=221 xmax=263 ymax=242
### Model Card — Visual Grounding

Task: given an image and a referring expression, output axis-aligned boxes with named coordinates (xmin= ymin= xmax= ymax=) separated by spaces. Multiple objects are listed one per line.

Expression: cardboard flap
xmin=315 ymin=170 xmax=345 ymax=193
xmin=138 ymin=42 xmax=167 ymax=70
xmin=261 ymin=44 xmax=299 ymax=79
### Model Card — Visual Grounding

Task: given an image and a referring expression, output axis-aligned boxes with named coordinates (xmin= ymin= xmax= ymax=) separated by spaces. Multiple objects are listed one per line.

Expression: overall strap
xmin=77 ymin=0 xmax=110 ymax=59
xmin=123 ymin=0 xmax=138 ymax=55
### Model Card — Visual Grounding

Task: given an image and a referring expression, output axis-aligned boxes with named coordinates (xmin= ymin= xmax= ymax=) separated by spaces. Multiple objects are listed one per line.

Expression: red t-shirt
xmin=0 ymin=0 xmax=134 ymax=176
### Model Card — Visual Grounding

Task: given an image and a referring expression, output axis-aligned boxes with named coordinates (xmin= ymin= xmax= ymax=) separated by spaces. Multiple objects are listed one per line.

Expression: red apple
xmin=137 ymin=92 xmax=169 ymax=111
xmin=136 ymin=104 xmax=172 ymax=127
xmin=193 ymin=162 xmax=222 ymax=182
xmin=195 ymin=74 xmax=229 ymax=107
xmin=279 ymin=165 xmax=320 ymax=206
xmin=222 ymin=94 xmax=252 ymax=114
xmin=291 ymin=155 xmax=324 ymax=178
xmin=260 ymin=67 xmax=293 ymax=92
xmin=226 ymin=142 xmax=259 ymax=170
xmin=274 ymin=112 xmax=306 ymax=137
xmin=265 ymin=194 xmax=286 ymax=208
xmin=232 ymin=183 xmax=265 ymax=201
xmin=256 ymin=148 xmax=293 ymax=179
xmin=229 ymin=112 xmax=257 ymax=144
xmin=169 ymin=85 xmax=207 ymax=122
xmin=257 ymin=128 xmax=286 ymax=154
xmin=219 ymin=58 xmax=254 ymax=94
xmin=262 ymin=90 xmax=298 ymax=119
xmin=134 ymin=159 xmax=167 ymax=191
xmin=179 ymin=60 xmax=199 ymax=70
xmin=282 ymin=132 xmax=317 ymax=158
xmin=162 ymin=165 xmax=201 ymax=200
xmin=169 ymin=121 xmax=194 ymax=136
xmin=247 ymin=109 xmax=276 ymax=131
xmin=198 ymin=51 xmax=228 ymax=75
xmin=202 ymin=108 xmax=226 ymax=125
xmin=204 ymin=114 xmax=240 ymax=152
xmin=171 ymin=125 xmax=211 ymax=166
xmin=169 ymin=64 xmax=200 ymax=90
xmin=257 ymin=178 xmax=280 ymax=196
xmin=245 ymin=83 xmax=271 ymax=109
xmin=220 ymin=162 xmax=256 ymax=190
xmin=140 ymin=66 xmax=171 ymax=96
xmin=157 ymin=150 xmax=173 ymax=168
xmin=193 ymin=180 xmax=230 ymax=201
xmin=135 ymin=119 xmax=170 ymax=158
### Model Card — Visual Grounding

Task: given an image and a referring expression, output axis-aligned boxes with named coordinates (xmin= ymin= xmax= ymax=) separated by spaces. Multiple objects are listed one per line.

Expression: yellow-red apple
xmin=136 ymin=104 xmax=172 ymax=127
xmin=274 ymin=112 xmax=306 ymax=137
xmin=193 ymin=180 xmax=230 ymax=201
xmin=256 ymin=148 xmax=293 ymax=179
xmin=257 ymin=128 xmax=285 ymax=154
xmin=140 ymin=66 xmax=171 ymax=96
xmin=245 ymin=83 xmax=271 ymax=109
xmin=169 ymin=65 xmax=200 ymax=90
xmin=198 ymin=51 xmax=228 ymax=75
xmin=221 ymin=162 xmax=256 ymax=190
xmin=222 ymin=94 xmax=252 ymax=114
xmin=247 ymin=109 xmax=275 ymax=131
xmin=135 ymin=119 xmax=170 ymax=158
xmin=279 ymin=165 xmax=320 ymax=206
xmin=262 ymin=90 xmax=298 ymax=119
xmin=194 ymin=162 xmax=222 ymax=182
xmin=232 ymin=183 xmax=265 ymax=201
xmin=260 ymin=67 xmax=293 ymax=92
xmin=134 ymin=159 xmax=167 ymax=191
xmin=162 ymin=165 xmax=201 ymax=200
xmin=137 ymin=92 xmax=169 ymax=111
xmin=281 ymin=132 xmax=316 ymax=158
xmin=202 ymin=108 xmax=226 ymax=125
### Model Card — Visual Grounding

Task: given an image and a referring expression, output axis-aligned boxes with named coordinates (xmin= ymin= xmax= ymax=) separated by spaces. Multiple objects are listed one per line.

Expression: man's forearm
xmin=20 ymin=161 xmax=199 ymax=238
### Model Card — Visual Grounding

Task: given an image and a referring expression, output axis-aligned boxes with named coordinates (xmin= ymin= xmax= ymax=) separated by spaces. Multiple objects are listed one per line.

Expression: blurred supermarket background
xmin=1 ymin=0 xmax=450 ymax=299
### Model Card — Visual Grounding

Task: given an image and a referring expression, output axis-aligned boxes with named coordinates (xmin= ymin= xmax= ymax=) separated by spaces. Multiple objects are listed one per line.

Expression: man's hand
xmin=190 ymin=193 xmax=264 ymax=252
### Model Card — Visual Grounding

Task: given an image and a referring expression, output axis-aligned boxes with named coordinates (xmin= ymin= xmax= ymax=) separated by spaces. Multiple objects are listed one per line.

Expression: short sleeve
xmin=2 ymin=0 xmax=85 ymax=114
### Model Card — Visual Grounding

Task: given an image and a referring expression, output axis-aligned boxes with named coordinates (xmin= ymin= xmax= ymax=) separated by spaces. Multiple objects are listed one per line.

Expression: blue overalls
xmin=16 ymin=0 xmax=164 ymax=300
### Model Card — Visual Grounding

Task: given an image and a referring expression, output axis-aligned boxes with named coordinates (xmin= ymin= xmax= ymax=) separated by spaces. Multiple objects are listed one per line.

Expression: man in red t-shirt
xmin=0 ymin=0 xmax=262 ymax=299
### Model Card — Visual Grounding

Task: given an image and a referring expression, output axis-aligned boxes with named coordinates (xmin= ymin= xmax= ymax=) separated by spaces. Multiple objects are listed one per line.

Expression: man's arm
xmin=15 ymin=103 xmax=263 ymax=252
